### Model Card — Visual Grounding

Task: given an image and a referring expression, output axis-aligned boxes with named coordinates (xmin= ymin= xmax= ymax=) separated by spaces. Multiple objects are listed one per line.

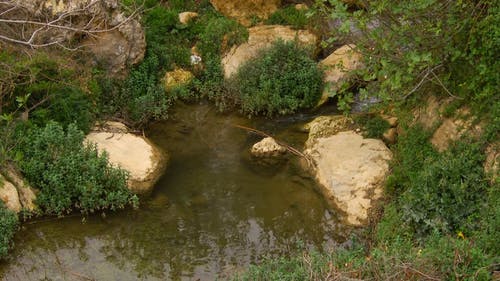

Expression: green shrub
xmin=198 ymin=15 xmax=248 ymax=58
xmin=231 ymin=40 xmax=323 ymax=116
xmin=0 ymin=200 xmax=18 ymax=259
xmin=355 ymin=115 xmax=391 ymax=139
xmin=266 ymin=6 xmax=309 ymax=29
xmin=17 ymin=121 xmax=138 ymax=216
xmin=400 ymin=140 xmax=488 ymax=236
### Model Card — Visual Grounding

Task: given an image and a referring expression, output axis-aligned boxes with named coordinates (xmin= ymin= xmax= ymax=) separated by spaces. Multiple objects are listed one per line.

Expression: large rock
xmin=2 ymin=167 xmax=37 ymax=212
xmin=318 ymin=44 xmax=363 ymax=106
xmin=210 ymin=0 xmax=280 ymax=26
xmin=85 ymin=122 xmax=167 ymax=194
xmin=304 ymin=119 xmax=392 ymax=226
xmin=0 ymin=175 xmax=22 ymax=213
xmin=16 ymin=0 xmax=146 ymax=74
xmin=222 ymin=25 xmax=318 ymax=78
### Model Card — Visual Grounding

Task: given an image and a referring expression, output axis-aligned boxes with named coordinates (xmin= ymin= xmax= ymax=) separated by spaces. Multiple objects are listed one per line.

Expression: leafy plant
xmin=16 ymin=121 xmax=138 ymax=216
xmin=266 ymin=6 xmax=310 ymax=29
xmin=230 ymin=40 xmax=323 ymax=116
xmin=0 ymin=200 xmax=18 ymax=259
xmin=355 ymin=115 xmax=390 ymax=139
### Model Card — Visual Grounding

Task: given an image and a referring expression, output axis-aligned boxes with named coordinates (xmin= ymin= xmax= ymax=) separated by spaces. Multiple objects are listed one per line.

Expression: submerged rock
xmin=318 ymin=44 xmax=364 ymax=106
xmin=251 ymin=137 xmax=287 ymax=157
xmin=210 ymin=0 xmax=280 ymax=26
xmin=304 ymin=117 xmax=392 ymax=226
xmin=85 ymin=122 xmax=167 ymax=194
xmin=222 ymin=25 xmax=318 ymax=78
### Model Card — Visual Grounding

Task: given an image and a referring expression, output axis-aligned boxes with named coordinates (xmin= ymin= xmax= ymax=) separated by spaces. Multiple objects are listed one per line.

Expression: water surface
xmin=0 ymin=102 xmax=350 ymax=280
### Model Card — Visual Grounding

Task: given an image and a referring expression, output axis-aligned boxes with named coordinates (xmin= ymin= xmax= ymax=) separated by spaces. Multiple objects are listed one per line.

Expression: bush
xmin=0 ymin=200 xmax=18 ymax=259
xmin=266 ymin=6 xmax=309 ymax=29
xmin=17 ymin=121 xmax=138 ymax=216
xmin=355 ymin=115 xmax=391 ymax=139
xmin=231 ymin=40 xmax=323 ymax=116
xmin=319 ymin=0 xmax=500 ymax=115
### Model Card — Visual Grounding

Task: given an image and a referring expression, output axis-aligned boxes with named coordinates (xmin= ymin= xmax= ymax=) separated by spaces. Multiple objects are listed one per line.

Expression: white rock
xmin=305 ymin=131 xmax=392 ymax=225
xmin=251 ymin=137 xmax=286 ymax=157
xmin=0 ymin=175 xmax=22 ymax=213
xmin=85 ymin=123 xmax=167 ymax=194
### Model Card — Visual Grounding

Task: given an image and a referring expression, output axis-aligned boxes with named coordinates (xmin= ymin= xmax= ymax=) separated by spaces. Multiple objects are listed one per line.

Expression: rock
xmin=209 ymin=0 xmax=280 ymax=26
xmin=430 ymin=108 xmax=482 ymax=152
xmin=303 ymin=115 xmax=354 ymax=147
xmin=0 ymin=175 xmax=22 ymax=213
xmin=222 ymin=25 xmax=318 ymax=78
xmin=164 ymin=69 xmax=194 ymax=91
xmin=85 ymin=123 xmax=167 ymax=194
xmin=251 ymin=137 xmax=287 ymax=157
xmin=484 ymin=142 xmax=499 ymax=184
xmin=17 ymin=0 xmax=146 ymax=75
xmin=179 ymin=11 xmax=199 ymax=24
xmin=382 ymin=115 xmax=398 ymax=127
xmin=295 ymin=3 xmax=309 ymax=10
xmin=318 ymin=44 xmax=364 ymax=106
xmin=2 ymin=167 xmax=37 ymax=212
xmin=383 ymin=128 xmax=397 ymax=144
xmin=304 ymin=131 xmax=392 ymax=226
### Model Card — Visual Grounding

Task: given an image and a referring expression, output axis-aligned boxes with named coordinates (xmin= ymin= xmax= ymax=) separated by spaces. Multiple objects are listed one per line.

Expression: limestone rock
xmin=164 ymin=69 xmax=194 ymax=91
xmin=210 ymin=0 xmax=280 ymax=26
xmin=85 ymin=123 xmax=167 ymax=194
xmin=222 ymin=25 xmax=318 ymax=78
xmin=318 ymin=44 xmax=363 ymax=106
xmin=303 ymin=115 xmax=354 ymax=147
xmin=430 ymin=108 xmax=482 ymax=152
xmin=251 ymin=137 xmax=286 ymax=157
xmin=304 ymin=131 xmax=392 ymax=226
xmin=0 ymin=175 xmax=22 ymax=213
xmin=17 ymin=0 xmax=146 ymax=74
xmin=3 ymin=167 xmax=37 ymax=212
xmin=383 ymin=128 xmax=397 ymax=144
xmin=295 ymin=4 xmax=309 ymax=10
xmin=485 ymin=142 xmax=499 ymax=183
xmin=179 ymin=12 xmax=199 ymax=24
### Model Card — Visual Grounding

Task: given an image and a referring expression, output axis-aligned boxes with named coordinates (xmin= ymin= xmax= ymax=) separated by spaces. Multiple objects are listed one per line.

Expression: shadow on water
xmin=0 ymin=101 xmax=352 ymax=280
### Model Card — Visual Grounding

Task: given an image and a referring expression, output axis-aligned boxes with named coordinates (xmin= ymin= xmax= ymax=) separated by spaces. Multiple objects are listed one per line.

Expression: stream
xmin=0 ymin=101 xmax=352 ymax=280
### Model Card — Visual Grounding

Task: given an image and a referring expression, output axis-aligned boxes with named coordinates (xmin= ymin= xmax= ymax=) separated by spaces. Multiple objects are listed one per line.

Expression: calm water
xmin=0 ymin=102 xmax=351 ymax=280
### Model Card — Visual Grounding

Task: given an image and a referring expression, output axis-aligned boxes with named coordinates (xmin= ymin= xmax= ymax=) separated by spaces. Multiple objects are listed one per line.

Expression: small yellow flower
xmin=457 ymin=231 xmax=465 ymax=240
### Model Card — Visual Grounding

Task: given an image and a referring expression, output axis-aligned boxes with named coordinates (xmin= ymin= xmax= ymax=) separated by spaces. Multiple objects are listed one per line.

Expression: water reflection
xmin=0 ymin=102 xmax=350 ymax=280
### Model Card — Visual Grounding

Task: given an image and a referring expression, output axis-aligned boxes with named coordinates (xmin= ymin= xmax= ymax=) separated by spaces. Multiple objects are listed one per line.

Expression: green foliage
xmin=0 ymin=200 xmax=18 ymax=259
xmin=355 ymin=114 xmax=390 ymax=138
xmin=16 ymin=121 xmax=137 ymax=216
xmin=230 ymin=40 xmax=323 ymax=116
xmin=318 ymin=0 xmax=499 ymax=115
xmin=266 ymin=6 xmax=309 ymax=29
xmin=0 ymin=51 xmax=95 ymax=131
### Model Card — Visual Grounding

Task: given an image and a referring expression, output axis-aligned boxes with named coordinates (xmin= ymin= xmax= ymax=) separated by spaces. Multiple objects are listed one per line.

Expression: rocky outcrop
xmin=210 ymin=0 xmax=280 ymax=26
xmin=85 ymin=122 xmax=167 ymax=194
xmin=222 ymin=25 xmax=318 ymax=78
xmin=164 ymin=69 xmax=194 ymax=91
xmin=251 ymin=137 xmax=286 ymax=157
xmin=318 ymin=44 xmax=363 ymax=106
xmin=304 ymin=116 xmax=392 ymax=226
xmin=0 ymin=175 xmax=22 ymax=213
xmin=179 ymin=11 xmax=198 ymax=24
xmin=16 ymin=0 xmax=146 ymax=74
